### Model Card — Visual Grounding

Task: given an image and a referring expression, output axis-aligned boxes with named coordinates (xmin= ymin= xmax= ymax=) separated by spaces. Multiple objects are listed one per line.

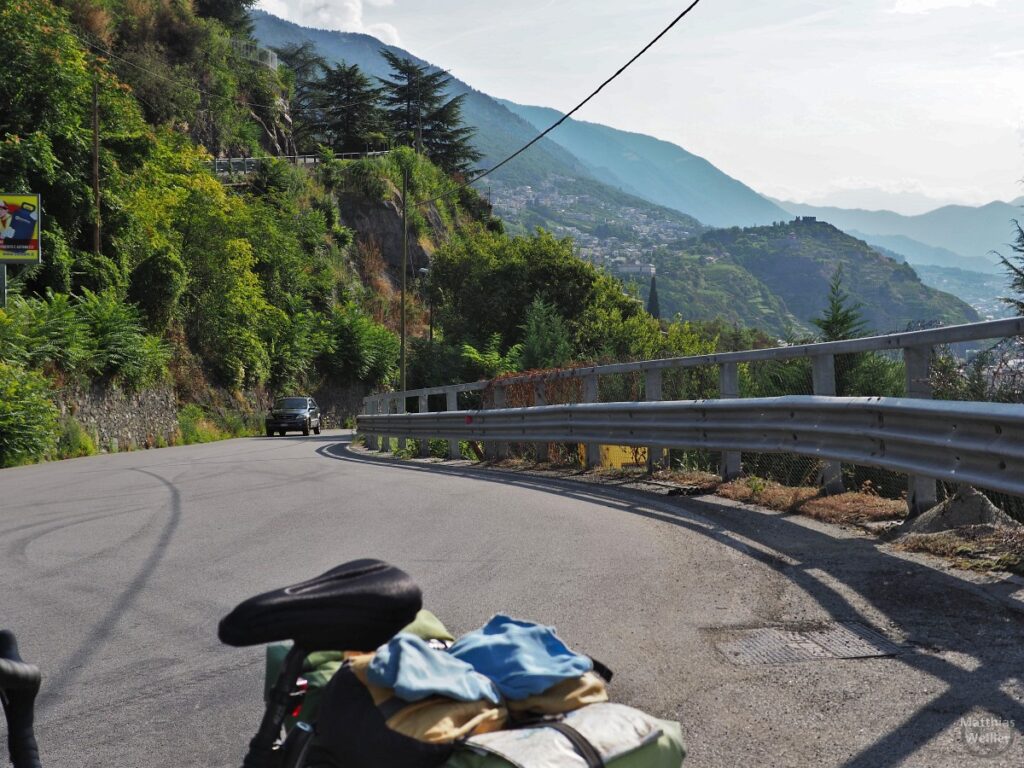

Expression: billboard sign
xmin=0 ymin=194 xmax=42 ymax=265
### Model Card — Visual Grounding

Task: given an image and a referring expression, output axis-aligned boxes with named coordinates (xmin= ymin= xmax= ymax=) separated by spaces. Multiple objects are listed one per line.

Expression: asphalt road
xmin=1 ymin=431 xmax=1022 ymax=767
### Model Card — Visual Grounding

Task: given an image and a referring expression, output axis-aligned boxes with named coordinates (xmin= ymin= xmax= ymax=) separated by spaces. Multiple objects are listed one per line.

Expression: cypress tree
xmin=646 ymin=274 xmax=661 ymax=319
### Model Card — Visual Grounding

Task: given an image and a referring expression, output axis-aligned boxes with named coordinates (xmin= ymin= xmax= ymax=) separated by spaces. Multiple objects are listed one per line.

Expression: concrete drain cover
xmin=716 ymin=622 xmax=901 ymax=666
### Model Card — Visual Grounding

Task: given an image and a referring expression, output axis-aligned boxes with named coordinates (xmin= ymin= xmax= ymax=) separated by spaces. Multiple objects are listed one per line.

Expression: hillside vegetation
xmin=647 ymin=221 xmax=978 ymax=336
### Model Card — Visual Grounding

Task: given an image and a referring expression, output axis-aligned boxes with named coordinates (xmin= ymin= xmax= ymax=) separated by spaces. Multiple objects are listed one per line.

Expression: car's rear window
xmin=275 ymin=398 xmax=307 ymax=409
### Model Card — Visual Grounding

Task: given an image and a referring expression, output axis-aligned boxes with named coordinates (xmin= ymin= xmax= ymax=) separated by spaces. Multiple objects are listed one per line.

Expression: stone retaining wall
xmin=58 ymin=384 xmax=179 ymax=451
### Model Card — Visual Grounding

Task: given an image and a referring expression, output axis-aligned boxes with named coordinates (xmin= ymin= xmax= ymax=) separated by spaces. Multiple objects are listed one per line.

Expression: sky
xmin=256 ymin=0 xmax=1024 ymax=214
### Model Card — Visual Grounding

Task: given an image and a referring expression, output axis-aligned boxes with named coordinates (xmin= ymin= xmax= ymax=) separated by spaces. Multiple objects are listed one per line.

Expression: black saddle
xmin=218 ymin=559 xmax=422 ymax=651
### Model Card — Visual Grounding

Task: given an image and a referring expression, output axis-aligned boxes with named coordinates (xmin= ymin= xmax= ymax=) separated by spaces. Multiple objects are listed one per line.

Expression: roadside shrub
xmin=76 ymin=288 xmax=170 ymax=389
xmin=178 ymin=404 xmax=226 ymax=444
xmin=0 ymin=361 xmax=59 ymax=467
xmin=55 ymin=417 xmax=97 ymax=459
xmin=320 ymin=303 xmax=398 ymax=388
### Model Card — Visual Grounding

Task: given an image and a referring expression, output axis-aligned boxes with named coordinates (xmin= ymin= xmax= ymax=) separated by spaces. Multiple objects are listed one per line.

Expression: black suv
xmin=265 ymin=396 xmax=322 ymax=437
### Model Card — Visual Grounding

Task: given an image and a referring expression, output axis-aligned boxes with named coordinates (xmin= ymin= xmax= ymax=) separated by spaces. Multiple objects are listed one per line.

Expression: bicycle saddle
xmin=218 ymin=559 xmax=422 ymax=651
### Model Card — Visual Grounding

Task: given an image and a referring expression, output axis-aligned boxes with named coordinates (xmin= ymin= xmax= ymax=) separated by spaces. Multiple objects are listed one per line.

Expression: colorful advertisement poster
xmin=0 ymin=194 xmax=42 ymax=264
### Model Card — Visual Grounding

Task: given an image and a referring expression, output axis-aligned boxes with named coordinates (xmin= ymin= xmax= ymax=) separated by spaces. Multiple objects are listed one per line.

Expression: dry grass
xmin=653 ymin=469 xmax=722 ymax=492
xmin=893 ymin=525 xmax=1024 ymax=575
xmin=717 ymin=478 xmax=906 ymax=526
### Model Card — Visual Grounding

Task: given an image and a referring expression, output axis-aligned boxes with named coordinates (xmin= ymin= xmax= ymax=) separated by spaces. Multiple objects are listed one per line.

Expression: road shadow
xmin=319 ymin=438 xmax=1024 ymax=767
xmin=37 ymin=468 xmax=182 ymax=711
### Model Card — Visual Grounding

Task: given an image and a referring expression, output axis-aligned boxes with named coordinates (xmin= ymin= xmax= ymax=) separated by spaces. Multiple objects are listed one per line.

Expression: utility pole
xmin=91 ymin=72 xmax=101 ymax=255
xmin=400 ymin=165 xmax=408 ymax=392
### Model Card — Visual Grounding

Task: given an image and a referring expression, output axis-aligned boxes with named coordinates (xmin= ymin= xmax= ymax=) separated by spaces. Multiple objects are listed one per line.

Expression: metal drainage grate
xmin=716 ymin=622 xmax=901 ymax=666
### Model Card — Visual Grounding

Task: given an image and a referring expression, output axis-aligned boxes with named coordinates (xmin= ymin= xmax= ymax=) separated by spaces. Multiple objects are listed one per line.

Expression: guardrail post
xmin=811 ymin=355 xmax=844 ymax=494
xmin=486 ymin=385 xmax=509 ymax=460
xmin=446 ymin=389 xmax=460 ymax=460
xmin=583 ymin=374 xmax=601 ymax=469
xmin=533 ymin=381 xmax=548 ymax=463
xmin=378 ymin=396 xmax=391 ymax=453
xmin=398 ymin=395 xmax=409 ymax=455
xmin=418 ymin=393 xmax=430 ymax=458
xmin=905 ymin=345 xmax=938 ymax=516
xmin=365 ymin=399 xmax=378 ymax=451
xmin=645 ymin=369 xmax=666 ymax=473
xmin=718 ymin=363 xmax=742 ymax=481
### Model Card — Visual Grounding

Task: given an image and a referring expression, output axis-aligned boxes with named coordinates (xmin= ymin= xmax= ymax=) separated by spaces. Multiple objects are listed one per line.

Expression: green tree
xmin=520 ymin=297 xmax=572 ymax=370
xmin=0 ymin=361 xmax=59 ymax=467
xmin=999 ymin=219 xmax=1024 ymax=315
xmin=460 ymin=334 xmax=522 ymax=379
xmin=812 ymin=267 xmax=867 ymax=341
xmin=378 ymin=50 xmax=480 ymax=174
xmin=646 ymin=275 xmax=661 ymax=319
xmin=193 ymin=0 xmax=257 ymax=31
xmin=431 ymin=226 xmax=634 ymax=353
xmin=275 ymin=41 xmax=327 ymax=152
xmin=319 ymin=62 xmax=387 ymax=154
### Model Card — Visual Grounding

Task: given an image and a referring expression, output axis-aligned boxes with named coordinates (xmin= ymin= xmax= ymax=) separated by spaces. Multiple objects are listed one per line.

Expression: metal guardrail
xmin=359 ymin=317 xmax=1024 ymax=513
xmin=210 ymin=151 xmax=391 ymax=176
xmin=358 ymin=396 xmax=1024 ymax=499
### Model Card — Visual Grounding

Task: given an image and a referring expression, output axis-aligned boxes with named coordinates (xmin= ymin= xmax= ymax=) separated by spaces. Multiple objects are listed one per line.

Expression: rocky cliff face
xmin=338 ymin=193 xmax=449 ymax=273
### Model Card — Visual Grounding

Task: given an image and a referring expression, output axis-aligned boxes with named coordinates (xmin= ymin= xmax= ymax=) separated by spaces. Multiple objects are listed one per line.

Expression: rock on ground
xmin=899 ymin=485 xmax=1021 ymax=535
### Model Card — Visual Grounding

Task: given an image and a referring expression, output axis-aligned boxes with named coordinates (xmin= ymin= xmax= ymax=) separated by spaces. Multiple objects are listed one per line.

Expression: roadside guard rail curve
xmin=358 ymin=316 xmax=1024 ymax=514
xmin=358 ymin=396 xmax=1024 ymax=500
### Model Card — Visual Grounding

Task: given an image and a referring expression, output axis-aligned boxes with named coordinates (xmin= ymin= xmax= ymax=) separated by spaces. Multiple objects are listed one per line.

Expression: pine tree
xmin=999 ymin=219 xmax=1024 ymax=316
xmin=274 ymin=42 xmax=327 ymax=152
xmin=378 ymin=51 xmax=481 ymax=174
xmin=318 ymin=62 xmax=386 ymax=154
xmin=812 ymin=267 xmax=867 ymax=341
xmin=646 ymin=275 xmax=661 ymax=319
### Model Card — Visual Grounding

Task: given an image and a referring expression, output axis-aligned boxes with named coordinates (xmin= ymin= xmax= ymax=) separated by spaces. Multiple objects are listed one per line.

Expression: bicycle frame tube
xmin=241 ymin=644 xmax=308 ymax=768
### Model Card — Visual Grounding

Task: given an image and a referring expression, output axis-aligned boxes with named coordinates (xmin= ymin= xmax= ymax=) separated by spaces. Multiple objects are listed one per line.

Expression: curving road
xmin=1 ymin=432 xmax=1022 ymax=767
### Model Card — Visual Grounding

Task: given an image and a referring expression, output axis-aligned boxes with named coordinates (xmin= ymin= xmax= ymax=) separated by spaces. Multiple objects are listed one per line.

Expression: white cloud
xmin=257 ymin=0 xmax=400 ymax=44
xmin=889 ymin=0 xmax=998 ymax=14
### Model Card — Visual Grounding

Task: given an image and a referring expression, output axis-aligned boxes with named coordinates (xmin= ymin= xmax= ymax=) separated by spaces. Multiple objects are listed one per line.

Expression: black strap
xmin=518 ymin=720 xmax=605 ymax=768
xmin=589 ymin=657 xmax=613 ymax=683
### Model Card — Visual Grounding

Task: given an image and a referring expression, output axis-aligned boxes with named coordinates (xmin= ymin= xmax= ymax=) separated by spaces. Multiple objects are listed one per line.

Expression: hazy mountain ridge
xmin=251 ymin=11 xmax=987 ymax=339
xmin=499 ymin=100 xmax=789 ymax=228
xmin=775 ymin=198 xmax=1017 ymax=272
xmin=647 ymin=221 xmax=978 ymax=337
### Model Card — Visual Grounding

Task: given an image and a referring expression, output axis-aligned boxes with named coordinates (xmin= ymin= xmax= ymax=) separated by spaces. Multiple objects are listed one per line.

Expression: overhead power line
xmin=415 ymin=0 xmax=705 ymax=208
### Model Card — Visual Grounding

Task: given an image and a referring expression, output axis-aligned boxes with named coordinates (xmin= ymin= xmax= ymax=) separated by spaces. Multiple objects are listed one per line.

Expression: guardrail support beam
xmin=645 ymin=370 xmax=667 ymax=473
xmin=486 ymin=386 xmax=509 ymax=461
xmin=446 ymin=390 xmax=460 ymax=459
xmin=533 ymin=382 xmax=549 ymax=463
xmin=812 ymin=355 xmax=845 ymax=494
xmin=583 ymin=375 xmax=601 ymax=469
xmin=905 ymin=345 xmax=938 ymax=516
xmin=719 ymin=363 xmax=742 ymax=481
xmin=418 ymin=394 xmax=430 ymax=458
xmin=365 ymin=398 xmax=378 ymax=451
xmin=378 ymin=396 xmax=391 ymax=452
